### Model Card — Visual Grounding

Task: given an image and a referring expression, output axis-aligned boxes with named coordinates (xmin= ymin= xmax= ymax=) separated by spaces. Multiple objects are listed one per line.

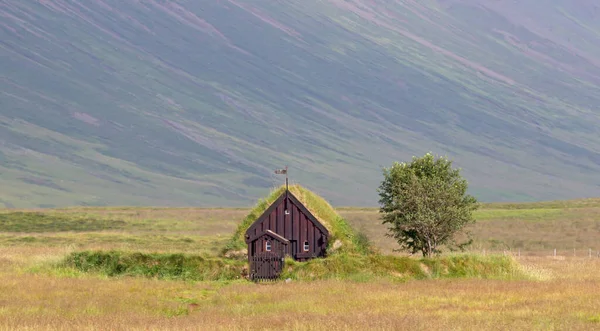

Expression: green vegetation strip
xmin=475 ymin=208 xmax=563 ymax=221
xmin=61 ymin=250 xmax=246 ymax=281
xmin=282 ymin=253 xmax=525 ymax=282
xmin=58 ymin=250 xmax=525 ymax=282
xmin=0 ymin=212 xmax=126 ymax=232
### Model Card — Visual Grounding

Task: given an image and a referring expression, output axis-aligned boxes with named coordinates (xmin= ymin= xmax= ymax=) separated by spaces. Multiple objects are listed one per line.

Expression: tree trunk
xmin=423 ymin=238 xmax=433 ymax=257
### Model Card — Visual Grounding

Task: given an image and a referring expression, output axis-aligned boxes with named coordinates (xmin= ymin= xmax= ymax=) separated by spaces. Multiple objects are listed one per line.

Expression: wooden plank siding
xmin=249 ymin=230 xmax=289 ymax=281
xmin=246 ymin=190 xmax=329 ymax=262
xmin=251 ymin=231 xmax=288 ymax=255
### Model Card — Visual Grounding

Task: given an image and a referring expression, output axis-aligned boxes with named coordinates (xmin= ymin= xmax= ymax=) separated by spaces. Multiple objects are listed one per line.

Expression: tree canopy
xmin=377 ymin=153 xmax=478 ymax=257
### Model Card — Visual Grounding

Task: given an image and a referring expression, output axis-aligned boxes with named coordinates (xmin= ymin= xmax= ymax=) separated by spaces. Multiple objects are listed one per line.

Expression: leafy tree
xmin=377 ymin=153 xmax=478 ymax=257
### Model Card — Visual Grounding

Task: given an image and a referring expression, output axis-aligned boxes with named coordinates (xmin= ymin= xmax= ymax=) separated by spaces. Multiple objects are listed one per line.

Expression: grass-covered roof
xmin=222 ymin=184 xmax=370 ymax=258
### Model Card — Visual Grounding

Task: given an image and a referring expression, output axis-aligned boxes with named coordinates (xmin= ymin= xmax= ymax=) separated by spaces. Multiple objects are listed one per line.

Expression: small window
xmin=303 ymin=241 xmax=309 ymax=251
xmin=265 ymin=240 xmax=271 ymax=251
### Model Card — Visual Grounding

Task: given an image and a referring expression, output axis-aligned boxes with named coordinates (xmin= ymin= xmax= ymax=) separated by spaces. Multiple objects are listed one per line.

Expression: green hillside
xmin=1 ymin=0 xmax=600 ymax=208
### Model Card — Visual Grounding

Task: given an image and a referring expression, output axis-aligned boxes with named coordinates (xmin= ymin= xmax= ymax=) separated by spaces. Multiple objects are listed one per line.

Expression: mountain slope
xmin=1 ymin=0 xmax=600 ymax=208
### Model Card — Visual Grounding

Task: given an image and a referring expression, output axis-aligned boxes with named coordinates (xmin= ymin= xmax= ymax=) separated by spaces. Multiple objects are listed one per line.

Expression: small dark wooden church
xmin=245 ymin=188 xmax=329 ymax=266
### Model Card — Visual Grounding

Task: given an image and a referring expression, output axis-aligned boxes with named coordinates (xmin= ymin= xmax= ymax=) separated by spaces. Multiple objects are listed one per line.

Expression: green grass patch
xmin=419 ymin=254 xmax=521 ymax=279
xmin=480 ymin=198 xmax=600 ymax=210
xmin=474 ymin=208 xmax=564 ymax=221
xmin=0 ymin=212 xmax=126 ymax=232
xmin=281 ymin=253 xmax=424 ymax=282
xmin=585 ymin=314 xmax=600 ymax=324
xmin=59 ymin=250 xmax=246 ymax=281
xmin=0 ymin=233 xmax=228 ymax=255
xmin=281 ymin=253 xmax=525 ymax=282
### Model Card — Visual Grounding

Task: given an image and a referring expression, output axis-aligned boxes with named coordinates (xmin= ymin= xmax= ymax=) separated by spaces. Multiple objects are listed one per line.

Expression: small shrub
xmin=352 ymin=229 xmax=374 ymax=255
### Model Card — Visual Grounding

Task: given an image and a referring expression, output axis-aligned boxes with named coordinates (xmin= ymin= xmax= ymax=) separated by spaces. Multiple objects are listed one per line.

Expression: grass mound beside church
xmin=54 ymin=250 xmax=527 ymax=283
xmin=221 ymin=184 xmax=371 ymax=258
xmin=281 ymin=253 xmax=527 ymax=282
xmin=58 ymin=250 xmax=247 ymax=281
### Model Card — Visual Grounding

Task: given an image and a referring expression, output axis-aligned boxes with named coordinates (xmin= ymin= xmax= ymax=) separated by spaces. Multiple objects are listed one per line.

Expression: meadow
xmin=1 ymin=198 xmax=600 ymax=330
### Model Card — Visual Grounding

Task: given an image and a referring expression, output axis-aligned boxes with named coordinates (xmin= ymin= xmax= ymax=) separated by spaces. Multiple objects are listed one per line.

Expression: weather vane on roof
xmin=274 ymin=166 xmax=289 ymax=214
xmin=274 ymin=166 xmax=288 ymax=191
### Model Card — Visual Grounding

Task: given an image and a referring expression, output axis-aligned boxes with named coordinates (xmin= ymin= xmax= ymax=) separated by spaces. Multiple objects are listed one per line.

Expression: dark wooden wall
xmin=251 ymin=232 xmax=288 ymax=256
xmin=246 ymin=193 xmax=328 ymax=261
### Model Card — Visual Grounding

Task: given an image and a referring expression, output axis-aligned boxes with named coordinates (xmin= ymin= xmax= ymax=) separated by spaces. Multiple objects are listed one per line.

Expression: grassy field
xmin=1 ymin=198 xmax=600 ymax=330
xmin=341 ymin=198 xmax=600 ymax=256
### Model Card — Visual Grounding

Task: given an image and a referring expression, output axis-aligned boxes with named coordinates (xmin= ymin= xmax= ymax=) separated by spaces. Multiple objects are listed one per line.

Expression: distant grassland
xmin=1 ymin=198 xmax=600 ymax=329
xmin=2 ymin=198 xmax=600 ymax=255
xmin=0 ymin=207 xmax=247 ymax=254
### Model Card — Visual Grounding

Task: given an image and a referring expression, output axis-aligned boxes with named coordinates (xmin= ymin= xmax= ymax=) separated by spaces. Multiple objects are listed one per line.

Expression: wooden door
xmin=250 ymin=251 xmax=285 ymax=281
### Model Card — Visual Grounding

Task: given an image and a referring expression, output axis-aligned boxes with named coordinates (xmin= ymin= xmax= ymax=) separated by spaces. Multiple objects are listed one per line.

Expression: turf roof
xmin=222 ymin=184 xmax=370 ymax=257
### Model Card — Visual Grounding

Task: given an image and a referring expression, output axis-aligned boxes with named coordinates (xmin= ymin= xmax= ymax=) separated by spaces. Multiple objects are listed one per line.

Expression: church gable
xmin=245 ymin=190 xmax=329 ymax=261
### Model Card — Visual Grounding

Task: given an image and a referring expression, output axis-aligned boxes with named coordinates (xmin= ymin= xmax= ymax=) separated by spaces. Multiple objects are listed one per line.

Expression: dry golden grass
xmin=1 ymin=200 xmax=600 ymax=330
xmin=1 ymin=254 xmax=600 ymax=330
